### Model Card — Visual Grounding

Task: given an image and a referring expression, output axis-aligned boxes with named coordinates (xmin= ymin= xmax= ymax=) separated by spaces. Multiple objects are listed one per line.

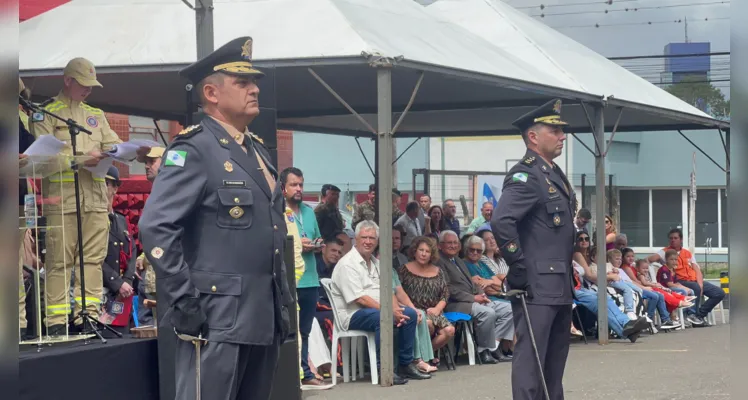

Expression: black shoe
xmin=687 ymin=314 xmax=706 ymax=327
xmin=622 ymin=317 xmax=649 ymax=338
xmin=479 ymin=350 xmax=499 ymax=364
xmin=47 ymin=324 xmax=67 ymax=336
xmin=400 ymin=363 xmax=431 ymax=380
xmin=660 ymin=320 xmax=680 ymax=330
xmin=490 ymin=349 xmax=513 ymax=362
xmin=393 ymin=373 xmax=409 ymax=385
xmin=627 ymin=331 xmax=641 ymax=343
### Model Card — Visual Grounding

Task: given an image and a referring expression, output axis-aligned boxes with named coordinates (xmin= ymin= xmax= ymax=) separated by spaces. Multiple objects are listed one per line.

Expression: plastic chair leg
xmin=342 ymin=337 xmax=351 ymax=383
xmin=331 ymin=332 xmax=340 ymax=386
xmin=367 ymin=333 xmax=378 ymax=385
xmin=351 ymin=337 xmax=358 ymax=381
xmin=358 ymin=338 xmax=365 ymax=379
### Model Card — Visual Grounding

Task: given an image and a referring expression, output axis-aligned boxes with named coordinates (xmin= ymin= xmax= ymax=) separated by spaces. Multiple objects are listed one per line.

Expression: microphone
xmin=19 ymin=95 xmax=36 ymax=111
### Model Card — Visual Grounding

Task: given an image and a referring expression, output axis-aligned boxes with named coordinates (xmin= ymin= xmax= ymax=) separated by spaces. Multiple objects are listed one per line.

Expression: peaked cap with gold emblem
xmin=179 ymin=37 xmax=264 ymax=84
xmin=512 ymin=98 xmax=569 ymax=132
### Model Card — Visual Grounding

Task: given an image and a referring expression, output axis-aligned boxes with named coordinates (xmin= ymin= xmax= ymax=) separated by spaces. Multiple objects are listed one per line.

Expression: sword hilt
xmin=505 ymin=289 xmax=528 ymax=298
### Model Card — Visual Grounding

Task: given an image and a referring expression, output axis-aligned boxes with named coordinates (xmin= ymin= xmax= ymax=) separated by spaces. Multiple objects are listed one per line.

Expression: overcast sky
xmin=502 ymin=0 xmax=729 ymax=56
xmin=499 ymin=0 xmax=731 ymax=96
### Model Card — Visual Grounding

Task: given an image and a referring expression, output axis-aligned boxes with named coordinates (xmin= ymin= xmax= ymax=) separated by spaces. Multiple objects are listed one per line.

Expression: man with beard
xmin=280 ymin=167 xmax=327 ymax=389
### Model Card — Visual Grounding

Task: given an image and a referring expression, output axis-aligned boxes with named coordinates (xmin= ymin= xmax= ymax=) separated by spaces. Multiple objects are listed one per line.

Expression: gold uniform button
xmin=550 ymin=266 xmax=555 ymax=271
xmin=234 ymin=197 xmax=240 ymax=204
xmin=275 ymin=249 xmax=280 ymax=255
xmin=211 ymin=286 xmax=217 ymax=292
xmin=273 ymin=225 xmax=278 ymax=230
xmin=120 ymin=242 xmax=124 ymax=246
xmin=113 ymin=242 xmax=118 ymax=246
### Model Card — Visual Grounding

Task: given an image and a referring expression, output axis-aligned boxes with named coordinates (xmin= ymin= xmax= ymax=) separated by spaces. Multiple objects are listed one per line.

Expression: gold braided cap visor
xmin=213 ymin=61 xmax=264 ymax=76
xmin=533 ymin=115 xmax=568 ymax=125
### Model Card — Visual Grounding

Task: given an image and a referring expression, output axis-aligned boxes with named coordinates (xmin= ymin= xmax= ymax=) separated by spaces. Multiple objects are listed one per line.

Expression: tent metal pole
xmin=195 ymin=0 xmax=214 ymax=58
xmin=308 ymin=68 xmax=378 ymax=135
xmin=676 ymin=130 xmax=726 ymax=172
xmin=592 ymin=103 xmax=609 ymax=345
xmin=376 ymin=66 xmax=395 ymax=387
xmin=391 ymin=72 xmax=425 ymax=135
xmin=602 ymin=107 xmax=624 ymax=157
xmin=725 ymin=128 xmax=730 ymax=293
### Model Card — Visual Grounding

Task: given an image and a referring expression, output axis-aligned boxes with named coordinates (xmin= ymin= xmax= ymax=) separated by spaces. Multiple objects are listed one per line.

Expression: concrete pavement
xmin=303 ymin=322 xmax=729 ymax=400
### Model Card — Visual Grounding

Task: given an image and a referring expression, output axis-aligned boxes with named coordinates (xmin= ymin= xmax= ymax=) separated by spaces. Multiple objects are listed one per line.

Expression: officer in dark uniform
xmin=101 ymin=166 xmax=136 ymax=335
xmin=139 ymin=36 xmax=292 ymax=400
xmin=490 ymin=99 xmax=577 ymax=400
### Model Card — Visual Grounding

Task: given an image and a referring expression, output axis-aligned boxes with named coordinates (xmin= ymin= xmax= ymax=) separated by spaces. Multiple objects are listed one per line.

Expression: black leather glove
xmin=170 ymin=296 xmax=208 ymax=337
xmin=507 ymin=263 xmax=531 ymax=298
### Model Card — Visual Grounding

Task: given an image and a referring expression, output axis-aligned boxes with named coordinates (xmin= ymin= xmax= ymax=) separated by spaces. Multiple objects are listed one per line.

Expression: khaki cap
xmin=63 ymin=57 xmax=103 ymax=88
xmin=147 ymin=146 xmax=165 ymax=158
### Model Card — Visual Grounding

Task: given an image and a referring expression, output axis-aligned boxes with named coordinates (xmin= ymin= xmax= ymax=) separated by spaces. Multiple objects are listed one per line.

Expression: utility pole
xmin=685 ymin=16 xmax=689 ymax=43
xmin=195 ymin=0 xmax=214 ymax=58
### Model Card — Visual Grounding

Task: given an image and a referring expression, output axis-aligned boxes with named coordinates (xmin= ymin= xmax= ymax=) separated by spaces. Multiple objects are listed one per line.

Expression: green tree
xmin=665 ymin=76 xmax=730 ymax=118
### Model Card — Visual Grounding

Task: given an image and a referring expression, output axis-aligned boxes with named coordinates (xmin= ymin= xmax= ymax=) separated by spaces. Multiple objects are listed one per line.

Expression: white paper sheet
xmin=82 ymin=157 xmax=114 ymax=178
xmin=23 ymin=135 xmax=65 ymax=156
xmin=106 ymin=139 xmax=161 ymax=161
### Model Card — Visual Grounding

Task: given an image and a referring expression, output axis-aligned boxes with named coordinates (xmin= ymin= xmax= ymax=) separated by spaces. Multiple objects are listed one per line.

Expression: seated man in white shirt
xmin=330 ymin=220 xmax=431 ymax=383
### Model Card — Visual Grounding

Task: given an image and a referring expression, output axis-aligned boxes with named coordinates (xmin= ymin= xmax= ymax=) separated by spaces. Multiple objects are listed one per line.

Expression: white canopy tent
xmin=20 ymin=0 xmax=729 ymax=387
xmin=20 ymin=0 xmax=725 ymax=134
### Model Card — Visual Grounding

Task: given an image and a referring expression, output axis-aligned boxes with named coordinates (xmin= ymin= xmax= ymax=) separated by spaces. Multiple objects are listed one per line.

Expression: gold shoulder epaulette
xmin=521 ymin=156 xmax=536 ymax=166
xmin=177 ymin=125 xmax=203 ymax=138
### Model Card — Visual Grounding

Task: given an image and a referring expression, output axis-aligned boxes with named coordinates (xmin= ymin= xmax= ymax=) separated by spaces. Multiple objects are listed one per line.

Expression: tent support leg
xmin=376 ymin=66 xmax=395 ymax=387
xmin=580 ymin=101 xmax=603 ymax=155
xmin=592 ymin=103 xmax=609 ymax=345
xmin=355 ymin=137 xmax=376 ymax=177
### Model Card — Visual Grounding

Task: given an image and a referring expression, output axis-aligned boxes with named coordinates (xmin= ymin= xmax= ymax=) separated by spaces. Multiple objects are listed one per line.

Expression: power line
xmin=651 ymin=78 xmax=730 ymax=85
xmin=608 ymin=51 xmax=729 ymax=60
xmin=516 ymin=0 xmax=636 ymax=10
xmin=552 ymin=16 xmax=728 ymax=29
xmin=532 ymin=0 xmax=729 ymax=17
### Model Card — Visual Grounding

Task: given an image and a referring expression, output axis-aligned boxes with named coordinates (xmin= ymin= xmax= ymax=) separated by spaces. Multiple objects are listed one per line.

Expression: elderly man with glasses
xmin=437 ymin=231 xmax=514 ymax=364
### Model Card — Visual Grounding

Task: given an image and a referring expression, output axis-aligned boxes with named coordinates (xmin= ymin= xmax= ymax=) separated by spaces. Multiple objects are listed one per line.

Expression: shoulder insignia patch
xmin=177 ymin=125 xmax=203 ymax=138
xmin=249 ymin=132 xmax=264 ymax=145
xmin=522 ymin=156 xmax=536 ymax=166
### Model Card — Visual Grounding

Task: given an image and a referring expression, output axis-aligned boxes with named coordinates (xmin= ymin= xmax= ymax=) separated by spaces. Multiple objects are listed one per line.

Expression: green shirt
xmin=295 ymin=203 xmax=322 ymax=288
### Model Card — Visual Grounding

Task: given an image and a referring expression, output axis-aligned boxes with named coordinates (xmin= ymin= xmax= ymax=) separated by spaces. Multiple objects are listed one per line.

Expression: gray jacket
xmin=139 ymin=117 xmax=293 ymax=346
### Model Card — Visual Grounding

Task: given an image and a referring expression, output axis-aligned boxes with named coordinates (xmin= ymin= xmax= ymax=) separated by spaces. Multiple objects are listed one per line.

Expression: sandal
xmin=571 ymin=326 xmax=583 ymax=337
xmin=417 ymin=360 xmax=437 ymax=373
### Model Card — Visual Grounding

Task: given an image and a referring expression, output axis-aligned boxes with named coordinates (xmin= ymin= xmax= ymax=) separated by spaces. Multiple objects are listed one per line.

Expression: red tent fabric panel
xmin=20 ymin=0 xmax=70 ymax=21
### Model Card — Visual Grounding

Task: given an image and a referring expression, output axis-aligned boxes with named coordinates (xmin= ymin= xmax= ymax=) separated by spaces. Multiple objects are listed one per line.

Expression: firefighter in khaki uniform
xmin=31 ymin=57 xmax=148 ymax=334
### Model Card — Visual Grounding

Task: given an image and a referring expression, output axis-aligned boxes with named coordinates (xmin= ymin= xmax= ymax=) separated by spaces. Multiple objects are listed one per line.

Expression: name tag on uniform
xmin=548 ymin=193 xmax=560 ymax=200
xmin=222 ymin=180 xmax=246 ymax=187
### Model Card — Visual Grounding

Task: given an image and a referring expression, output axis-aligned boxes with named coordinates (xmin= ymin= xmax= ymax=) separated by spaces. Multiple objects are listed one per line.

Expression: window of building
xmin=618 ymin=189 xmax=649 ymax=246
xmin=721 ymin=188 xmax=728 ymax=247
xmin=693 ymin=189 xmax=719 ymax=248
xmin=652 ymin=190 xmax=682 ymax=247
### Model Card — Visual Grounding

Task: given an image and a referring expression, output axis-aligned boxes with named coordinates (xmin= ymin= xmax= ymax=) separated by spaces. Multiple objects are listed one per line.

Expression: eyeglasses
xmin=467 ymin=248 xmax=483 ymax=254
xmin=578 ymin=237 xmax=590 ymax=242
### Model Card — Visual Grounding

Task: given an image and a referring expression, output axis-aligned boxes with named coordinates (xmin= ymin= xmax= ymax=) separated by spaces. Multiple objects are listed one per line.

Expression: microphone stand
xmin=21 ymin=96 xmax=122 ymax=343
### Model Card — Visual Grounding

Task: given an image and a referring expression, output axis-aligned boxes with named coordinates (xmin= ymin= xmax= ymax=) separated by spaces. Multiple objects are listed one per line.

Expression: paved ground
xmin=303 ymin=318 xmax=730 ymax=400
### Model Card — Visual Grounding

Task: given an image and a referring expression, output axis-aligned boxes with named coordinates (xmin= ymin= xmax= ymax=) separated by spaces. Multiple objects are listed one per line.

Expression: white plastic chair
xmin=320 ymin=278 xmax=378 ymax=385
xmin=707 ymin=298 xmax=727 ymax=325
